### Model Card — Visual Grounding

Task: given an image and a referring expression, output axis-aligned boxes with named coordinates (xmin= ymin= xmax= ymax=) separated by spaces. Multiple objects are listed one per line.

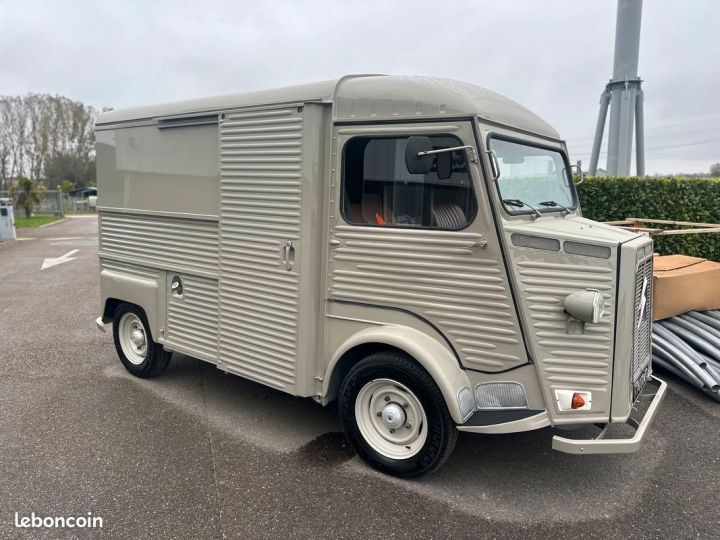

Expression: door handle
xmin=283 ymin=240 xmax=295 ymax=271
xmin=465 ymin=237 xmax=488 ymax=249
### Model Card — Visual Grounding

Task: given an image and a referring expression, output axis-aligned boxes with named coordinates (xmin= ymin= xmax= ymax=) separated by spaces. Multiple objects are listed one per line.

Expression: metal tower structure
xmin=589 ymin=0 xmax=645 ymax=176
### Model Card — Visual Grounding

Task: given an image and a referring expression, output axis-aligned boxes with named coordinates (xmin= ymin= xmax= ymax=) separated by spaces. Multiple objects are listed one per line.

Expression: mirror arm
xmin=417 ymin=145 xmax=477 ymax=163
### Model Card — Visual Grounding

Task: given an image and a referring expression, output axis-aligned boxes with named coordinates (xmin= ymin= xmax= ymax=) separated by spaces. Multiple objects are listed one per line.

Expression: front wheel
xmin=112 ymin=303 xmax=171 ymax=378
xmin=339 ymin=351 xmax=458 ymax=477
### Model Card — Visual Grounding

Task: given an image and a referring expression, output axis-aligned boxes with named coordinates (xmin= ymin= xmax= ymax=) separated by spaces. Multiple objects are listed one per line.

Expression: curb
xmin=38 ymin=218 xmax=69 ymax=229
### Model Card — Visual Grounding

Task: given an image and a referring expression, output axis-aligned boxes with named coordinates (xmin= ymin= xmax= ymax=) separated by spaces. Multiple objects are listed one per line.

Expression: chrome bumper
xmin=552 ymin=376 xmax=667 ymax=454
xmin=95 ymin=316 xmax=107 ymax=333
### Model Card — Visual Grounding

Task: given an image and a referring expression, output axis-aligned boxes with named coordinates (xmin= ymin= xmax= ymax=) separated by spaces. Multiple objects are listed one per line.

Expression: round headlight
xmin=591 ymin=291 xmax=605 ymax=323
xmin=564 ymin=289 xmax=605 ymax=324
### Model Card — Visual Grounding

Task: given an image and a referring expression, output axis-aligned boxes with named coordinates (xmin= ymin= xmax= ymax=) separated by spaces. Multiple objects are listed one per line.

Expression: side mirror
xmin=570 ymin=164 xmax=584 ymax=185
xmin=405 ymin=136 xmax=433 ymax=174
xmin=436 ymin=151 xmax=452 ymax=180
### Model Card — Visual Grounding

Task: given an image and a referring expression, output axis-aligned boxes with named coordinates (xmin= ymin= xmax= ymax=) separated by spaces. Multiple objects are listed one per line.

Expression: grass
xmin=14 ymin=215 xmax=63 ymax=228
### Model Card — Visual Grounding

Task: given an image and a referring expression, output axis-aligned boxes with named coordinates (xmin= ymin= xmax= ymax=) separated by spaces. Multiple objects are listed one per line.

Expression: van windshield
xmin=489 ymin=137 xmax=575 ymax=213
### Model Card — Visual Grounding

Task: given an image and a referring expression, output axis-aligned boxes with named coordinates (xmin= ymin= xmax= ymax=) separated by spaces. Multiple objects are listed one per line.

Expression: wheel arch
xmin=102 ymin=297 xmax=124 ymax=321
xmin=323 ymin=325 xmax=472 ymax=424
xmin=100 ymin=268 xmax=163 ymax=339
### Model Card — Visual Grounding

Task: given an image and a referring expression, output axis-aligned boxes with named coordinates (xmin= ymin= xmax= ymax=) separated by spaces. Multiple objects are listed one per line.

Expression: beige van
xmin=94 ymin=75 xmax=665 ymax=476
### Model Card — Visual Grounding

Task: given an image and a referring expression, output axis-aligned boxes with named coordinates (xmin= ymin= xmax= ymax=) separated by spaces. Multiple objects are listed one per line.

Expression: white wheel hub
xmin=118 ymin=312 xmax=148 ymax=365
xmin=381 ymin=403 xmax=406 ymax=430
xmin=355 ymin=378 xmax=428 ymax=459
xmin=130 ymin=329 xmax=145 ymax=348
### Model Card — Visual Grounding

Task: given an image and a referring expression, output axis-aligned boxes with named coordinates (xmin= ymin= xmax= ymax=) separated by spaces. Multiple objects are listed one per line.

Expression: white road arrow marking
xmin=41 ymin=249 xmax=79 ymax=270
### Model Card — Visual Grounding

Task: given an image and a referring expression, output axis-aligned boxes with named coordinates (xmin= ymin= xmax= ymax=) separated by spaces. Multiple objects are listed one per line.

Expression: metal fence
xmin=0 ymin=190 xmax=65 ymax=217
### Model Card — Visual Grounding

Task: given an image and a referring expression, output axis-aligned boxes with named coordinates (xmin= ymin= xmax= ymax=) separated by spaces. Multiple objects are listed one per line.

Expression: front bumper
xmin=552 ymin=376 xmax=667 ymax=454
xmin=95 ymin=316 xmax=107 ymax=333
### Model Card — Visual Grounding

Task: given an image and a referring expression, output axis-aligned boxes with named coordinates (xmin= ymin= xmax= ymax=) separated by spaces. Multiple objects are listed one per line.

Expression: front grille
xmin=631 ymin=254 xmax=653 ymax=399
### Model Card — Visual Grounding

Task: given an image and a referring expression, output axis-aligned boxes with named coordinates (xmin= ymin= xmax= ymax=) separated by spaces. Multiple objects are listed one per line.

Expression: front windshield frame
xmin=487 ymin=133 xmax=578 ymax=216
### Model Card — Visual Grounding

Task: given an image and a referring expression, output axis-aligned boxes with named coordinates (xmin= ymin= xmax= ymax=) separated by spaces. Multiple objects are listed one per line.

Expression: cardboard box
xmin=652 ymin=255 xmax=720 ymax=320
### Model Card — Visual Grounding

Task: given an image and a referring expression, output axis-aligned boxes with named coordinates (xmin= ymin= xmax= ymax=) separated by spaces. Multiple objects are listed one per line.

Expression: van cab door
xmin=327 ymin=121 xmax=528 ymax=373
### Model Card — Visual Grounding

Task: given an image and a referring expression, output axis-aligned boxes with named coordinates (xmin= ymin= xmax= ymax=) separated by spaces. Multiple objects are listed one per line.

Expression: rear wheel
xmin=339 ymin=351 xmax=457 ymax=477
xmin=112 ymin=303 xmax=171 ymax=378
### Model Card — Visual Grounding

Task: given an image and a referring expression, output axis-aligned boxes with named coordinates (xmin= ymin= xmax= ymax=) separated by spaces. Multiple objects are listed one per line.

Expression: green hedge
xmin=577 ymin=176 xmax=720 ymax=261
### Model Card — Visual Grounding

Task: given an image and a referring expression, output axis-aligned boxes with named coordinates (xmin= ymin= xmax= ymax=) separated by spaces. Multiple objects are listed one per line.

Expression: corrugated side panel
xmin=166 ymin=275 xmax=219 ymax=363
xmin=512 ymin=255 xmax=616 ymax=416
xmin=330 ymin=226 xmax=526 ymax=371
xmin=99 ymin=212 xmax=219 ymax=277
xmin=217 ymin=107 xmax=303 ymax=390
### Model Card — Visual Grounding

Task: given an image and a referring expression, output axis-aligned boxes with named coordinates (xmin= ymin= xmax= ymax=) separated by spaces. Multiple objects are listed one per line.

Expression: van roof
xmin=96 ymin=75 xmax=560 ymax=139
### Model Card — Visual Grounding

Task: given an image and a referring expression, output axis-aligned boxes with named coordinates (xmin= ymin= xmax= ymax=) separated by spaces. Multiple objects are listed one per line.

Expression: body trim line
xmin=97 ymin=206 xmax=219 ymax=222
xmin=98 ymin=252 xmax=219 ymax=280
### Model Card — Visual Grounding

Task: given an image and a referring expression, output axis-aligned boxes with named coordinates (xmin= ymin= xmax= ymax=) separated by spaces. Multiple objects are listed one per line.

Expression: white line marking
xmin=38 ymin=218 xmax=68 ymax=228
xmin=41 ymin=249 xmax=79 ymax=270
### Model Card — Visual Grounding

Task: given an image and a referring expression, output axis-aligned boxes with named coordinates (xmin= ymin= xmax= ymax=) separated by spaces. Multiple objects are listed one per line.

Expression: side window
xmin=342 ymin=135 xmax=476 ymax=229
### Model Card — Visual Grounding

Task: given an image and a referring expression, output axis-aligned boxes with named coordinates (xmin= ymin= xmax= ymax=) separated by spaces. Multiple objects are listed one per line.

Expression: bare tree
xmin=8 ymin=96 xmax=28 ymax=180
xmin=0 ymin=98 xmax=12 ymax=190
xmin=0 ymin=93 xmax=98 ymax=188
xmin=27 ymin=94 xmax=51 ymax=180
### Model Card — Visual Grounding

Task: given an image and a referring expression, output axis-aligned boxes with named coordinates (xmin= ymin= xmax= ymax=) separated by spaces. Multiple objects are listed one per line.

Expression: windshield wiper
xmin=502 ymin=198 xmax=542 ymax=219
xmin=539 ymin=200 xmax=571 ymax=216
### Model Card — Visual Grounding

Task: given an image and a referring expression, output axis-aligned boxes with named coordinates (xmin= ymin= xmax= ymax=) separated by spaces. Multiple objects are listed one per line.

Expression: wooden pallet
xmin=605 ymin=218 xmax=720 ymax=236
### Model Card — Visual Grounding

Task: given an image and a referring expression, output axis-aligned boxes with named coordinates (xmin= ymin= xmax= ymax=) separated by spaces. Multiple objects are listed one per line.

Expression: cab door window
xmin=342 ymin=135 xmax=476 ymax=229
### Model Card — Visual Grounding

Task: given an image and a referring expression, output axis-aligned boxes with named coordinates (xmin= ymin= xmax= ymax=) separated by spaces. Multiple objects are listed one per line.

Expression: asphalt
xmin=0 ymin=216 xmax=719 ymax=539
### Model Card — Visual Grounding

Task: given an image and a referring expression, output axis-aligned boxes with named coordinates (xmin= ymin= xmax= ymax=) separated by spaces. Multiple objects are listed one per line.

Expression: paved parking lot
xmin=1 ymin=216 xmax=719 ymax=538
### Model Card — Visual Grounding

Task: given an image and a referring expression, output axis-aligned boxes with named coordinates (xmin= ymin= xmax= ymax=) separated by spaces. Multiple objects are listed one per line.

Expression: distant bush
xmin=577 ymin=176 xmax=720 ymax=261
xmin=9 ymin=177 xmax=47 ymax=219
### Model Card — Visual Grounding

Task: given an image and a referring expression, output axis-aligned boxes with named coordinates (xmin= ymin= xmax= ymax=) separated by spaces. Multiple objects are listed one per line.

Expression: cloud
xmin=0 ymin=0 xmax=717 ymax=173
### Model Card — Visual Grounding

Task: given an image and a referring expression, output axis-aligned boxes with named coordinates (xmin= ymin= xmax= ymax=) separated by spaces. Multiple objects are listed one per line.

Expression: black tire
xmin=339 ymin=351 xmax=458 ymax=477
xmin=112 ymin=303 xmax=171 ymax=378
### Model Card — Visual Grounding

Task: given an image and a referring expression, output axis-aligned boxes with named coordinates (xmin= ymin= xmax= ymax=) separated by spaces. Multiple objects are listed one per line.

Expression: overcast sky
xmin=1 ymin=0 xmax=718 ymax=174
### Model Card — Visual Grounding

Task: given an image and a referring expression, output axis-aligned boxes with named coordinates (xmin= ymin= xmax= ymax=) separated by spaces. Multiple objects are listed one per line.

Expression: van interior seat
xmin=349 ymin=203 xmax=366 ymax=224
xmin=361 ymin=193 xmax=392 ymax=225
xmin=432 ymin=202 xmax=466 ymax=229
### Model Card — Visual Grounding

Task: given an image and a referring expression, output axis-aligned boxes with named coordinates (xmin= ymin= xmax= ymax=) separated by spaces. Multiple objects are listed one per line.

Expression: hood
xmin=503 ymin=215 xmax=641 ymax=247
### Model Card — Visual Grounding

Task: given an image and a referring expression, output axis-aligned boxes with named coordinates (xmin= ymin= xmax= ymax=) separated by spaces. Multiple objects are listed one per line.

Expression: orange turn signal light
xmin=571 ymin=393 xmax=586 ymax=409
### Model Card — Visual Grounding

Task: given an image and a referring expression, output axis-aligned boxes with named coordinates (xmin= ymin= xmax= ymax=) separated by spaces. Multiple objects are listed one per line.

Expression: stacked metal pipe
xmin=652 ymin=310 xmax=720 ymax=402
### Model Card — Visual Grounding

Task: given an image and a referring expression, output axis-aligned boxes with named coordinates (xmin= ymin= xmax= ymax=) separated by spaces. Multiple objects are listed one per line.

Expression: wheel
xmin=339 ymin=351 xmax=458 ymax=477
xmin=112 ymin=303 xmax=171 ymax=378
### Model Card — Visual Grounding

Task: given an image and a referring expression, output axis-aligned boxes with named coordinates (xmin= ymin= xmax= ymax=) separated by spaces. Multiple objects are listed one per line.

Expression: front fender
xmin=324 ymin=325 xmax=472 ymax=424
